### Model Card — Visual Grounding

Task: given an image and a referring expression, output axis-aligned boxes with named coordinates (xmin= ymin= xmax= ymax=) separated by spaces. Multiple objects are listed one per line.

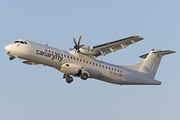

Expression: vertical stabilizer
xmin=125 ymin=49 xmax=176 ymax=78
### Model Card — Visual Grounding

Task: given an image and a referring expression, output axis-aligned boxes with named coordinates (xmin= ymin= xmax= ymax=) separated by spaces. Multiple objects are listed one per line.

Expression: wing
xmin=22 ymin=60 xmax=40 ymax=65
xmin=92 ymin=36 xmax=144 ymax=57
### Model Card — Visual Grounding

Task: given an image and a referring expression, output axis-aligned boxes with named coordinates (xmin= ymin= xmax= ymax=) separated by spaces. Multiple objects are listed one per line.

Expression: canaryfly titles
xmin=36 ymin=49 xmax=63 ymax=62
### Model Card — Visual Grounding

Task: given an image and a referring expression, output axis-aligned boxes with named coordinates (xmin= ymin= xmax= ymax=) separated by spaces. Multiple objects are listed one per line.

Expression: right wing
xmin=92 ymin=36 xmax=144 ymax=57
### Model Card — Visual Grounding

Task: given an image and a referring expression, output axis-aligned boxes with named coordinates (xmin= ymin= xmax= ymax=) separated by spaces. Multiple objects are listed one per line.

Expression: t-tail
xmin=125 ymin=49 xmax=176 ymax=78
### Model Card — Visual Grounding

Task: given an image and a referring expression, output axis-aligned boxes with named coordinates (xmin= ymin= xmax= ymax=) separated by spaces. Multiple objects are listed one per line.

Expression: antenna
xmin=46 ymin=43 xmax=49 ymax=46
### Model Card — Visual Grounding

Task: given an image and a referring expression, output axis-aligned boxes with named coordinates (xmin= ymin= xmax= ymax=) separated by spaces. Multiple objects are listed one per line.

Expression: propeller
xmin=69 ymin=34 xmax=84 ymax=53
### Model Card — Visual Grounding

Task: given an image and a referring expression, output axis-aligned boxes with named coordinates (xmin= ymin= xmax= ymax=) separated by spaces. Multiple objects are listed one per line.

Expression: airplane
xmin=5 ymin=35 xmax=176 ymax=85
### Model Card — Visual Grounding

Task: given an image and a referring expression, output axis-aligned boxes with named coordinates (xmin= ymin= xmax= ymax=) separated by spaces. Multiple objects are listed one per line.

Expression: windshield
xmin=14 ymin=41 xmax=20 ymax=43
xmin=14 ymin=41 xmax=27 ymax=44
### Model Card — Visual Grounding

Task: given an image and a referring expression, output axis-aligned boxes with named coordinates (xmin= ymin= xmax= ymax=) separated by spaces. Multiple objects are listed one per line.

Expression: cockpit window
xmin=14 ymin=40 xmax=28 ymax=44
xmin=14 ymin=41 xmax=20 ymax=43
xmin=20 ymin=41 xmax=24 ymax=44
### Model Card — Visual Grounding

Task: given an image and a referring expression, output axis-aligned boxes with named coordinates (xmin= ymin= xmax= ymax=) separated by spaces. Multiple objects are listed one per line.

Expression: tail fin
xmin=125 ymin=49 xmax=176 ymax=78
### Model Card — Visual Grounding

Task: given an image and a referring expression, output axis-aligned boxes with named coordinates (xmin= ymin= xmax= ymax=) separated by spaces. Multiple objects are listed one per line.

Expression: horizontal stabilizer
xmin=140 ymin=50 xmax=176 ymax=59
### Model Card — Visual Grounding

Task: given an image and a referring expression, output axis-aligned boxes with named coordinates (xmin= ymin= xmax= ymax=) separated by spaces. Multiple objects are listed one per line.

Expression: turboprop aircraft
xmin=5 ymin=35 xmax=175 ymax=85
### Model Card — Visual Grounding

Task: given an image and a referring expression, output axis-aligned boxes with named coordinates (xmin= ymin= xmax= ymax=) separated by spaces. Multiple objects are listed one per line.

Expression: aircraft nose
xmin=5 ymin=45 xmax=11 ymax=52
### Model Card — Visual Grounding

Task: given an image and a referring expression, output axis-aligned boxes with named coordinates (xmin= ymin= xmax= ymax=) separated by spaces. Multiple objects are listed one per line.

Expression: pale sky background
xmin=0 ymin=0 xmax=180 ymax=120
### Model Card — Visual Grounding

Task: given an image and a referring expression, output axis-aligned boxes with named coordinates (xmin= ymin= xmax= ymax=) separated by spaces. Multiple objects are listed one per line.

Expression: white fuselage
xmin=5 ymin=39 xmax=161 ymax=85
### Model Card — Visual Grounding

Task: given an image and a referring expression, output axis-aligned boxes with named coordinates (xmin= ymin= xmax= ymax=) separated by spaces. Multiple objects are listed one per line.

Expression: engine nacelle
xmin=60 ymin=63 xmax=82 ymax=75
xmin=82 ymin=67 xmax=103 ymax=78
xmin=79 ymin=46 xmax=99 ymax=56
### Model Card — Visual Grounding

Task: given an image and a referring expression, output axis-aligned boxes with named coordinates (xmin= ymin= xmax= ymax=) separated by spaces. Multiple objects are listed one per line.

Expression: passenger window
xmin=112 ymin=68 xmax=113 ymax=70
xmin=64 ymin=55 xmax=66 ymax=57
xmin=67 ymin=55 xmax=69 ymax=58
xmin=93 ymin=63 xmax=95 ymax=65
xmin=83 ymin=60 xmax=85 ymax=63
xmin=74 ymin=58 xmax=76 ymax=60
xmin=117 ymin=70 xmax=119 ymax=72
xmin=80 ymin=59 xmax=82 ymax=62
xmin=24 ymin=41 xmax=27 ymax=44
xmin=102 ymin=65 xmax=104 ymax=68
xmin=77 ymin=58 xmax=79 ymax=61
xmin=106 ymin=66 xmax=107 ymax=69
xmin=115 ymin=69 xmax=116 ymax=71
xmin=109 ymin=67 xmax=110 ymax=70
xmin=96 ymin=64 xmax=98 ymax=66
xmin=71 ymin=57 xmax=73 ymax=59
xmin=99 ymin=65 xmax=101 ymax=67
xmin=61 ymin=54 xmax=63 ymax=56
xmin=86 ymin=61 xmax=88 ymax=64
xmin=90 ymin=62 xmax=91 ymax=64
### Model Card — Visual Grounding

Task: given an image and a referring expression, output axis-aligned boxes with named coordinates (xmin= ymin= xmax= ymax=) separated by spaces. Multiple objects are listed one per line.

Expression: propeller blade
xmin=73 ymin=36 xmax=77 ymax=46
xmin=71 ymin=35 xmax=84 ymax=51
xmin=78 ymin=34 xmax=83 ymax=46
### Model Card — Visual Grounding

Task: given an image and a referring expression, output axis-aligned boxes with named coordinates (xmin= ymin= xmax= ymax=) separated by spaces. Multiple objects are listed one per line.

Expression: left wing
xmin=92 ymin=36 xmax=144 ymax=57
xmin=22 ymin=60 xmax=40 ymax=65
